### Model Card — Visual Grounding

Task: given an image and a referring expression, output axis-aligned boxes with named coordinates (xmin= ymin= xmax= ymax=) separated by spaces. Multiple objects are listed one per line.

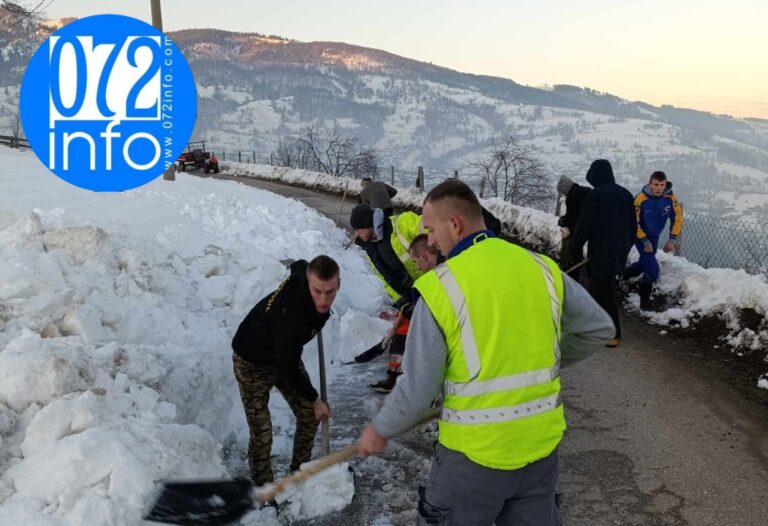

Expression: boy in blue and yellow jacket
xmin=624 ymin=171 xmax=683 ymax=309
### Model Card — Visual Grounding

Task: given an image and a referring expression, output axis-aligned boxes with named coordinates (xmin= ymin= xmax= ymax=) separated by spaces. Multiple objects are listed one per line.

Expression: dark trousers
xmin=560 ymin=236 xmax=586 ymax=285
xmin=589 ymin=276 xmax=621 ymax=339
xmin=417 ymin=444 xmax=562 ymax=525
xmin=232 ymin=354 xmax=318 ymax=486
xmin=624 ymin=239 xmax=660 ymax=284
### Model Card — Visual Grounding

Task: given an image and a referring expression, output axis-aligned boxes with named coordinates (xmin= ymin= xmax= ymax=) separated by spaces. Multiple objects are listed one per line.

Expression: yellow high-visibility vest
xmin=414 ymin=236 xmax=566 ymax=470
xmin=373 ymin=211 xmax=424 ymax=301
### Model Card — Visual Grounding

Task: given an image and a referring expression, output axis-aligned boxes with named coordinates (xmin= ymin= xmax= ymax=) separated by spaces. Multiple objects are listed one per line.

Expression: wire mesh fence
xmin=675 ymin=213 xmax=768 ymax=275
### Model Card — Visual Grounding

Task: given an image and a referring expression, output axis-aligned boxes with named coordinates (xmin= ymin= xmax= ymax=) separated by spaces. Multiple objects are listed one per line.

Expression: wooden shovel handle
xmin=256 ymin=408 xmax=441 ymax=504
xmin=256 ymin=444 xmax=358 ymax=504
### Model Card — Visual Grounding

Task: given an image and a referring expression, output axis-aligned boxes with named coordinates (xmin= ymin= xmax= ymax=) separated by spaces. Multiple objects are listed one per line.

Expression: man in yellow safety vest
xmin=358 ymin=179 xmax=614 ymax=525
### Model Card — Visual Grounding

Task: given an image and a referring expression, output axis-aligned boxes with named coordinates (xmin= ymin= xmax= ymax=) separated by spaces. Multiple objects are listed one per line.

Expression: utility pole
xmin=150 ymin=0 xmax=163 ymax=31
xmin=151 ymin=0 xmax=175 ymax=181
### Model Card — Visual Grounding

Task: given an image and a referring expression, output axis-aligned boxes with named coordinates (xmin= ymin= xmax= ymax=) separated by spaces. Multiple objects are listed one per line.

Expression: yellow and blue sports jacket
xmin=634 ymin=182 xmax=683 ymax=245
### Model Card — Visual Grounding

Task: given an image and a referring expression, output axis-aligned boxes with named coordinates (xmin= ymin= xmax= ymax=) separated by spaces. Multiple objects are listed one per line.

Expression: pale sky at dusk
xmin=46 ymin=0 xmax=768 ymax=119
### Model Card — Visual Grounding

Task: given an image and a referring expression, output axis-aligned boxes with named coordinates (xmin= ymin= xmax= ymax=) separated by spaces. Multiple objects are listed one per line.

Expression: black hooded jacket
xmin=355 ymin=217 xmax=413 ymax=299
xmin=231 ymin=260 xmax=330 ymax=401
xmin=481 ymin=206 xmax=502 ymax=236
xmin=571 ymin=160 xmax=636 ymax=278
xmin=557 ymin=184 xmax=592 ymax=230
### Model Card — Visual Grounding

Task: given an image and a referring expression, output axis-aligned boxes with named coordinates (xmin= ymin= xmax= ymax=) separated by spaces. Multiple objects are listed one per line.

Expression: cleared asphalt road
xmin=203 ymin=173 xmax=768 ymax=525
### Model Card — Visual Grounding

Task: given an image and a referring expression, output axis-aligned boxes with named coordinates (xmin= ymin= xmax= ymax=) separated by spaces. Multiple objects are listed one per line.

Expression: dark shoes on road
xmin=639 ymin=282 xmax=653 ymax=311
xmin=369 ymin=370 xmax=402 ymax=393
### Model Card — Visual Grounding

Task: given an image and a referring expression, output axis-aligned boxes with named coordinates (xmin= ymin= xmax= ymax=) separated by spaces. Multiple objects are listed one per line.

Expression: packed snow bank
xmin=224 ymin=162 xmax=561 ymax=253
xmin=0 ymin=149 xmax=390 ymax=525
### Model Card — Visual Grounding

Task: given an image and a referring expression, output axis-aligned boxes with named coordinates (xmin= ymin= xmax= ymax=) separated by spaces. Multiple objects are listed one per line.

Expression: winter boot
xmin=639 ymin=282 xmax=653 ymax=311
xmin=368 ymin=370 xmax=402 ymax=394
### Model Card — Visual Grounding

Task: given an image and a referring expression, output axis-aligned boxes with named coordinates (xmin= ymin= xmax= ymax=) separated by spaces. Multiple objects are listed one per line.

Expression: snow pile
xmin=337 ymin=311 xmax=392 ymax=364
xmin=0 ymin=149 xmax=389 ymax=525
xmin=275 ymin=463 xmax=356 ymax=521
xmin=224 ymin=162 xmax=561 ymax=253
xmin=626 ymin=249 xmax=768 ymax=378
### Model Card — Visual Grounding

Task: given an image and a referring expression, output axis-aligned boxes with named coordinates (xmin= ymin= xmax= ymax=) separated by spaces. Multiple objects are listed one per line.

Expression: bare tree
xmin=273 ymin=125 xmax=379 ymax=179
xmin=272 ymin=136 xmax=314 ymax=170
xmin=472 ymin=137 xmax=555 ymax=212
xmin=1 ymin=1 xmax=48 ymax=29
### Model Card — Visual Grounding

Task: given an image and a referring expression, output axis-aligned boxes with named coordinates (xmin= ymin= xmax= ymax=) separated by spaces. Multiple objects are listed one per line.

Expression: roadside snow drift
xmin=0 ymin=149 xmax=389 ymax=525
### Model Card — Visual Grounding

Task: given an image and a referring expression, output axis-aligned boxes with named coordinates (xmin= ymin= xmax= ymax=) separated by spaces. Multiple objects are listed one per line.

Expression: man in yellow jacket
xmin=358 ymin=180 xmax=614 ymax=525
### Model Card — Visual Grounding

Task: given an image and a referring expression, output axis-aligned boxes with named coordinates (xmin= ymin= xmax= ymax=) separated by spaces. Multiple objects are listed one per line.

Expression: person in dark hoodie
xmin=360 ymin=178 xmax=398 ymax=217
xmin=231 ymin=256 xmax=340 ymax=486
xmin=350 ymin=203 xmax=423 ymax=304
xmin=556 ymin=175 xmax=591 ymax=280
xmin=570 ymin=159 xmax=636 ymax=348
xmin=623 ymin=171 xmax=683 ymax=310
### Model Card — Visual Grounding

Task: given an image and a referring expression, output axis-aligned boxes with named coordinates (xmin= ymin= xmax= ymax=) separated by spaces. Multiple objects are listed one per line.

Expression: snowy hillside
xmin=0 ymin=149 xmax=390 ymax=525
xmin=1 ymin=19 xmax=768 ymax=220
xmin=160 ymin=30 xmax=768 ymax=221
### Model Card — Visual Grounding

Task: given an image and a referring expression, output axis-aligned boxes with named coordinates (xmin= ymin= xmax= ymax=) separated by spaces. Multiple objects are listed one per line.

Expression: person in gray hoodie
xmin=360 ymin=178 xmax=397 ymax=217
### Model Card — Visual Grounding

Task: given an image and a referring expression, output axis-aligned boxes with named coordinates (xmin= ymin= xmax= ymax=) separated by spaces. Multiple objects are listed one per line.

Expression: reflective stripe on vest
xmin=528 ymin=251 xmax=562 ymax=364
xmin=436 ymin=250 xmax=562 ymax=419
xmin=442 ymin=393 xmax=562 ymax=424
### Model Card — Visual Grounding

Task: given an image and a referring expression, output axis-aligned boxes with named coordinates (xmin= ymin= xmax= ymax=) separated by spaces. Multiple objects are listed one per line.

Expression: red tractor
xmin=176 ymin=141 xmax=219 ymax=174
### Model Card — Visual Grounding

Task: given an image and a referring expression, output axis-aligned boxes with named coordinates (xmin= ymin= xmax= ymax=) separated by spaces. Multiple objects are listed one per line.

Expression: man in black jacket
xmin=570 ymin=159 xmax=636 ymax=348
xmin=231 ymin=256 xmax=339 ymax=486
xmin=557 ymin=175 xmax=591 ymax=280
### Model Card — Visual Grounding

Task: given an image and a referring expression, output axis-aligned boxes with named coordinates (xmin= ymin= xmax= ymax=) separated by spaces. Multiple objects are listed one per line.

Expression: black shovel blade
xmin=353 ymin=342 xmax=385 ymax=363
xmin=143 ymin=479 xmax=255 ymax=526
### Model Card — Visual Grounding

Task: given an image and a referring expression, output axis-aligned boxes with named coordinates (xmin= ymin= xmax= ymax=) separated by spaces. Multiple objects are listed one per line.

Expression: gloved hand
xmin=393 ymin=296 xmax=411 ymax=312
xmin=663 ymin=240 xmax=676 ymax=253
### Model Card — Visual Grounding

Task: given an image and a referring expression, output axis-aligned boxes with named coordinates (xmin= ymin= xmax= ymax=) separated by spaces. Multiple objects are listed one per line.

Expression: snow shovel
xmin=143 ymin=409 xmax=441 ymax=525
xmin=350 ymin=314 xmax=405 ymax=363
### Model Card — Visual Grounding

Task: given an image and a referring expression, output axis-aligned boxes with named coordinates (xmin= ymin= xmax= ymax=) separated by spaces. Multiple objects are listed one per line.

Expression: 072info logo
xmin=48 ymin=34 xmax=170 ymax=173
xmin=21 ymin=15 xmax=196 ymax=192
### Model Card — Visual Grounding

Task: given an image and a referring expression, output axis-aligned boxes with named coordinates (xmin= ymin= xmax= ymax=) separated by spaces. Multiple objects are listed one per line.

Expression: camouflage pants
xmin=232 ymin=354 xmax=318 ymax=486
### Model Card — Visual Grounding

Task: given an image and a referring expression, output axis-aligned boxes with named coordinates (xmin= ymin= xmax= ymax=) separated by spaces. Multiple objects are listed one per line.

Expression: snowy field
xmin=0 ymin=149 xmax=390 ymax=525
